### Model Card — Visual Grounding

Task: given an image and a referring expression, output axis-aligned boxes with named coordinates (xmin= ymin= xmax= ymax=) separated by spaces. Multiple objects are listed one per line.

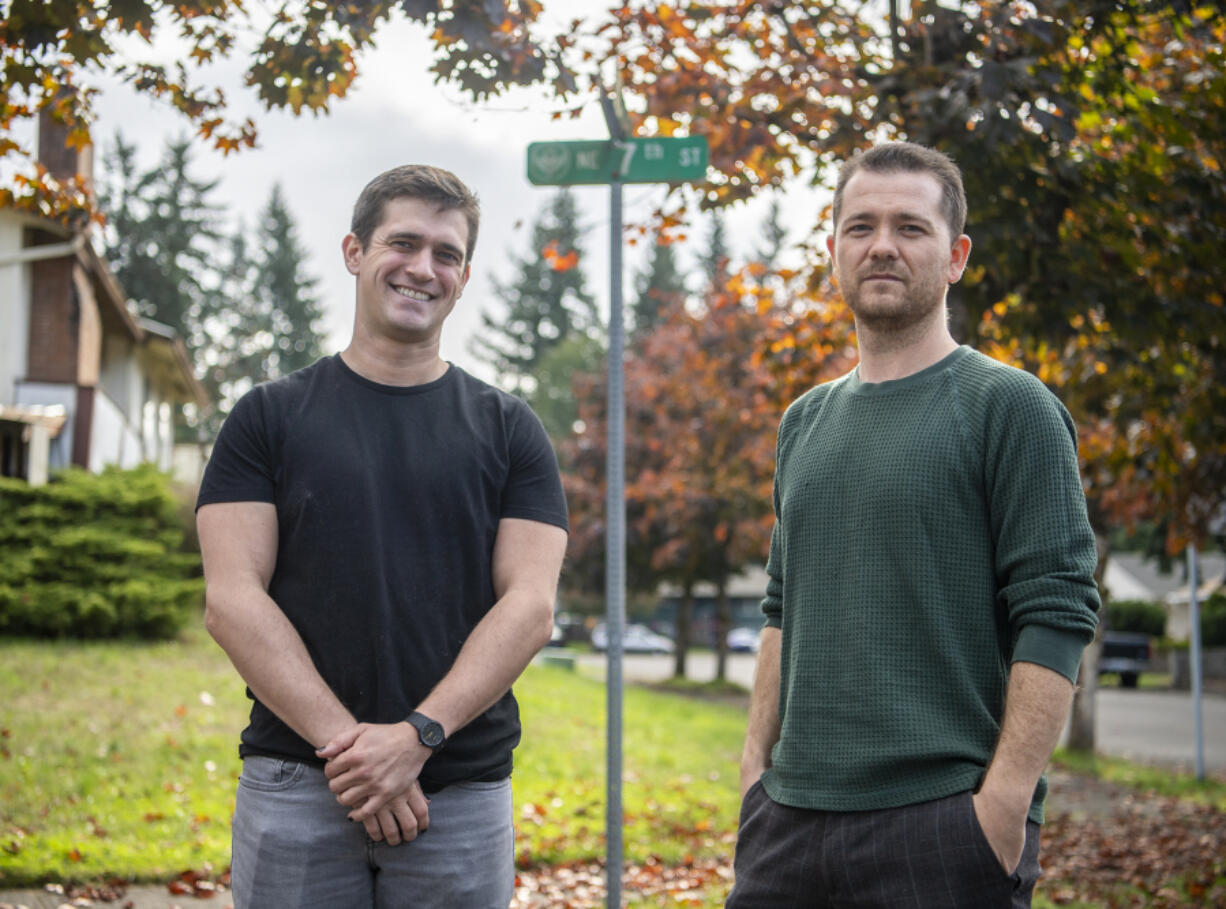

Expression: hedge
xmin=1203 ymin=592 xmax=1226 ymax=648
xmin=0 ymin=465 xmax=202 ymax=639
xmin=1103 ymin=599 xmax=1167 ymax=637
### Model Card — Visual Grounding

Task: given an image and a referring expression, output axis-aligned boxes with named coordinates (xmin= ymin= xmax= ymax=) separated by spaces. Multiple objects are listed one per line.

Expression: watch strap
xmin=406 ymin=710 xmax=446 ymax=750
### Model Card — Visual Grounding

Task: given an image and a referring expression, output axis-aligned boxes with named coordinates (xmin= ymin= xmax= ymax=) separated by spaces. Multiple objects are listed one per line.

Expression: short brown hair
xmin=832 ymin=142 xmax=967 ymax=240
xmin=350 ymin=165 xmax=481 ymax=263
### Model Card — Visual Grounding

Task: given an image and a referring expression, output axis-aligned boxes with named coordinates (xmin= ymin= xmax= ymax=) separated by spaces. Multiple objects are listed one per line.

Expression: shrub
xmin=0 ymin=465 xmax=202 ymax=639
xmin=1202 ymin=592 xmax=1226 ymax=648
xmin=1103 ymin=598 xmax=1167 ymax=637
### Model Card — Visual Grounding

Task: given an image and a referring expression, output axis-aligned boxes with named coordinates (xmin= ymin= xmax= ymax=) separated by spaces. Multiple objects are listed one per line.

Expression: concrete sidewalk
xmin=0 ymin=881 xmax=228 ymax=909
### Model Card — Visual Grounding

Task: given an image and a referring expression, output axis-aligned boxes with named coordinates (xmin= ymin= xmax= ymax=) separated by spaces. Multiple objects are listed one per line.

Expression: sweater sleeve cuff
xmin=1011 ymin=624 xmax=1090 ymax=683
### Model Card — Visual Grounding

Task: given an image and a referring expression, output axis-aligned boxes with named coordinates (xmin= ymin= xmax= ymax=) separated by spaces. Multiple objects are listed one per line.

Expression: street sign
xmin=526 ymin=136 xmax=708 ymax=186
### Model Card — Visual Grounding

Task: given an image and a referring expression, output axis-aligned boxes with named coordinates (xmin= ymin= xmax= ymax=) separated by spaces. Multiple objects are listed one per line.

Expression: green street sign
xmin=526 ymin=136 xmax=708 ymax=186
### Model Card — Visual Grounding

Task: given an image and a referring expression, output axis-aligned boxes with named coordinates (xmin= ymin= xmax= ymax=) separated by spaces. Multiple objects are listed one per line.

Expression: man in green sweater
xmin=727 ymin=142 xmax=1100 ymax=908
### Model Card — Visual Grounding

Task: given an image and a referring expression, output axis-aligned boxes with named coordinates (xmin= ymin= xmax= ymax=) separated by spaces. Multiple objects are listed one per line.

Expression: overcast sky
xmin=88 ymin=11 xmax=826 ymax=383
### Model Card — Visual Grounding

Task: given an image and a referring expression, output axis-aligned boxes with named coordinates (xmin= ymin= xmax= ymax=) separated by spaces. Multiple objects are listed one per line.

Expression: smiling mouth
xmin=392 ymin=285 xmax=432 ymax=301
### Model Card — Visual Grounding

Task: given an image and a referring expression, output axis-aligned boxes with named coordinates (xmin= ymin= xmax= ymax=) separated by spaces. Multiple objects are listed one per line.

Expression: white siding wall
xmin=90 ymin=389 xmax=142 ymax=471
xmin=99 ymin=334 xmax=141 ymax=422
xmin=0 ymin=217 xmax=31 ymax=404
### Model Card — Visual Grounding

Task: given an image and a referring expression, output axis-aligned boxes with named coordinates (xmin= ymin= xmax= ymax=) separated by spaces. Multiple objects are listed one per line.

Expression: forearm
xmin=979 ymin=659 xmax=1075 ymax=808
xmin=740 ymin=626 xmax=782 ymax=792
xmin=205 ymin=585 xmax=355 ymax=748
xmin=414 ymin=586 xmax=554 ymax=737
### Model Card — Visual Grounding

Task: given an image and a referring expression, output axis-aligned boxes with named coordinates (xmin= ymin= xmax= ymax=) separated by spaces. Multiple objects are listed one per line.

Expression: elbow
xmin=202 ymin=586 xmax=235 ymax=647
xmin=525 ymin=594 xmax=556 ymax=654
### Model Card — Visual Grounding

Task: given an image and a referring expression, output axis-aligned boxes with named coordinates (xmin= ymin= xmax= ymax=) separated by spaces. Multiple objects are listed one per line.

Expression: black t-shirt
xmin=196 ymin=355 xmax=568 ymax=789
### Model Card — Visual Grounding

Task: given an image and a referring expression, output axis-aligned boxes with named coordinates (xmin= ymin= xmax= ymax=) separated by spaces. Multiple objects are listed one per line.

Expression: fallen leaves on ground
xmin=165 ymin=866 xmax=229 ymax=899
xmin=7 ymin=774 xmax=1223 ymax=909
xmin=1042 ymin=784 xmax=1226 ymax=907
xmin=512 ymin=856 xmax=732 ymax=908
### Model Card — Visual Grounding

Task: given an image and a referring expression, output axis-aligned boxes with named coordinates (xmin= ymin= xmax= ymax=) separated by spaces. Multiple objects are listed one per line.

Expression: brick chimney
xmin=37 ymin=103 xmax=94 ymax=189
xmin=26 ymin=105 xmax=101 ymax=467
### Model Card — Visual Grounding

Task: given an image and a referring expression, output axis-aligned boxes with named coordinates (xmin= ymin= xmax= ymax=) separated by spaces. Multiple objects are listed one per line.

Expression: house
xmin=0 ymin=112 xmax=204 ymax=486
xmin=1103 ymin=550 xmax=1225 ymax=641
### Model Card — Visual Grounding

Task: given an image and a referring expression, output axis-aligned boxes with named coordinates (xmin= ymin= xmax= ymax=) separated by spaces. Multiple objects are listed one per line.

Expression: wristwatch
xmin=406 ymin=711 xmax=446 ymax=751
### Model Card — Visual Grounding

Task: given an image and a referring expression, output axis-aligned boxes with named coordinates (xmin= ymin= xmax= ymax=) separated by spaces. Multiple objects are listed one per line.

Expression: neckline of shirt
xmin=844 ymin=345 xmax=972 ymax=397
xmin=332 ymin=353 xmax=459 ymax=395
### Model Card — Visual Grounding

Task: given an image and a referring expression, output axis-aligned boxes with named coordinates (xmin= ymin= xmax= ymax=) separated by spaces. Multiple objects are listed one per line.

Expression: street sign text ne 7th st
xmin=526 ymin=136 xmax=708 ymax=186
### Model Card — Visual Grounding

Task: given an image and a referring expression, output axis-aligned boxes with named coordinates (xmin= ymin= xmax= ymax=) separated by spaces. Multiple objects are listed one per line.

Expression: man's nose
xmin=404 ymin=247 xmax=435 ymax=279
xmin=867 ymin=228 xmax=898 ymax=259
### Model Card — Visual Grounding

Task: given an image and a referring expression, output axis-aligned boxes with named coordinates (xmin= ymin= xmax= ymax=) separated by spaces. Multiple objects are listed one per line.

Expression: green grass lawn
xmin=5 ymin=628 xmax=1223 ymax=909
xmin=0 ymin=626 xmax=248 ymax=884
xmin=0 ymin=625 xmax=743 ymax=888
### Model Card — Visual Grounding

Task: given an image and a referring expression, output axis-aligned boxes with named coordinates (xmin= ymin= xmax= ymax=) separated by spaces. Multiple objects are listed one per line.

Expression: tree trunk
xmin=714 ymin=578 xmax=731 ymax=682
xmin=673 ymin=581 xmax=693 ymax=680
xmin=1066 ymin=532 xmax=1110 ymax=752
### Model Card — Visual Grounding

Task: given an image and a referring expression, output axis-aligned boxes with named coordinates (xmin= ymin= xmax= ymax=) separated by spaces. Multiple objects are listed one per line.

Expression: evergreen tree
xmin=470 ymin=189 xmax=598 ymax=392
xmin=632 ymin=229 xmax=688 ymax=339
xmin=755 ymin=197 xmax=788 ymax=276
xmin=197 ymin=228 xmax=258 ymax=432
xmin=528 ymin=333 xmax=606 ymax=442
xmin=698 ymin=209 xmax=730 ymax=291
xmin=250 ymin=183 xmax=326 ymax=379
xmin=97 ymin=133 xmax=223 ymax=353
xmin=98 ymin=138 xmax=325 ymax=438
xmin=195 ymin=188 xmax=326 ymax=431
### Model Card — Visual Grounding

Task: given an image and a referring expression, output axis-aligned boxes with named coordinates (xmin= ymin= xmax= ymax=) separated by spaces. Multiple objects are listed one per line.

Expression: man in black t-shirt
xmin=196 ymin=165 xmax=569 ymax=909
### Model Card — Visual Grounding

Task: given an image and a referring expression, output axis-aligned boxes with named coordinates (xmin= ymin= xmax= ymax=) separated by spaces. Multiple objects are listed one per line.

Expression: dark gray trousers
xmin=726 ymin=782 xmax=1041 ymax=908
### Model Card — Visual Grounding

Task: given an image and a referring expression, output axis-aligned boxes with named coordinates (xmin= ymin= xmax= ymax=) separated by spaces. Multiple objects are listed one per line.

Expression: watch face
xmin=420 ymin=722 xmax=444 ymax=748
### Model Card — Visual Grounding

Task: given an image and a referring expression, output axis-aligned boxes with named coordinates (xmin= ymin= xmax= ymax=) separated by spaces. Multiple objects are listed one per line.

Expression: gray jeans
xmin=231 ymin=755 xmax=514 ymax=909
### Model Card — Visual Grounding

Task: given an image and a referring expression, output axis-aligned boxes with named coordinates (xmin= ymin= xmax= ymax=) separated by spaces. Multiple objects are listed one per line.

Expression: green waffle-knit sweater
xmin=760 ymin=346 xmax=1100 ymax=824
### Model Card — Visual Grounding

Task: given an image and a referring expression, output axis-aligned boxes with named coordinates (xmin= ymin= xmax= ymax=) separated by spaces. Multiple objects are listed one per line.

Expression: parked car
xmin=1098 ymin=631 xmax=1152 ymax=688
xmin=727 ymin=626 xmax=762 ymax=653
xmin=590 ymin=623 xmax=675 ymax=654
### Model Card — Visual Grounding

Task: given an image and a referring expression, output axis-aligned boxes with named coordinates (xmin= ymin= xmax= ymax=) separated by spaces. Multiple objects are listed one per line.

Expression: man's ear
xmin=947 ymin=234 xmax=972 ymax=284
xmin=341 ymin=233 xmax=363 ymax=276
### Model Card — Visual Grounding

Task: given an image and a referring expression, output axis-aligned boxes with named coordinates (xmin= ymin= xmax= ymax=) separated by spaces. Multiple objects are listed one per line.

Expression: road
xmin=569 ymin=651 xmax=1226 ymax=774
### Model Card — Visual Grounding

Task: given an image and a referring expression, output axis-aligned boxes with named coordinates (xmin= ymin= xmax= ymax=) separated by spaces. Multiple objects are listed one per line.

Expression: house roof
xmin=2 ymin=211 xmax=208 ymax=408
xmin=1104 ymin=551 xmax=1226 ymax=605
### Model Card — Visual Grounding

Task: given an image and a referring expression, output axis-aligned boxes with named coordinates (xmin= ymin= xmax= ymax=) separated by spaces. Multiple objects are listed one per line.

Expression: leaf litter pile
xmin=2 ymin=772 xmax=1222 ymax=909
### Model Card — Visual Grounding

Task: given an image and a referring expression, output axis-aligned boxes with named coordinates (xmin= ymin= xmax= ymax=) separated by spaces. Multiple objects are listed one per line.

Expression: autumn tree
xmin=591 ymin=1 xmax=1223 ymax=747
xmin=0 ymin=0 xmax=572 ymax=224
xmin=562 ymin=269 xmax=856 ymax=679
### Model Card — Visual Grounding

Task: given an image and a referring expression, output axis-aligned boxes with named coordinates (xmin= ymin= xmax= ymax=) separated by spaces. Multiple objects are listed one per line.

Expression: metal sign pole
xmin=524 ymin=88 xmax=704 ymax=906
xmin=604 ymin=172 xmax=626 ymax=908
xmin=1188 ymin=544 xmax=1205 ymax=780
xmin=600 ymin=82 xmax=631 ymax=909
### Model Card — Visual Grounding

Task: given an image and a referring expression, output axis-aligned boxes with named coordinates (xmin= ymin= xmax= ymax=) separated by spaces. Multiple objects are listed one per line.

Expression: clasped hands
xmin=316 ymin=722 xmax=432 ymax=846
